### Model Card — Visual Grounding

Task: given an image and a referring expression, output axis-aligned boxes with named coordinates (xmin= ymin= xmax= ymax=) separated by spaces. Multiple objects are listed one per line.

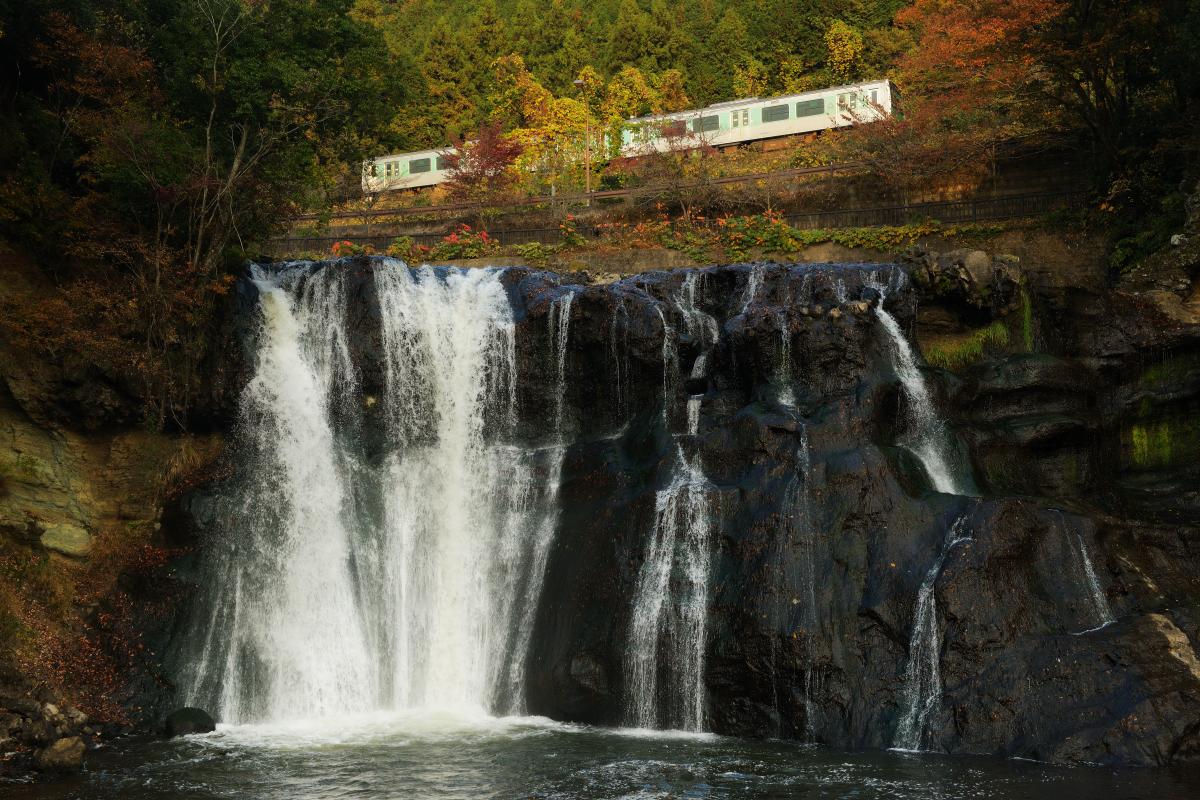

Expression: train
xmin=361 ymin=79 xmax=897 ymax=194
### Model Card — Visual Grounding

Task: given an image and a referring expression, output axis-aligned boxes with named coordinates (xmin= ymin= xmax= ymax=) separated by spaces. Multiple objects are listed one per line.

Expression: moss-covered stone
xmin=38 ymin=522 xmax=91 ymax=558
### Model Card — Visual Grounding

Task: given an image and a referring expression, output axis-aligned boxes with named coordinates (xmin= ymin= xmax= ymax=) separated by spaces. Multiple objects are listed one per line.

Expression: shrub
xmin=428 ymin=223 xmax=499 ymax=260
xmin=331 ymin=240 xmax=363 ymax=257
xmin=386 ymin=236 xmax=416 ymax=260
xmin=511 ymin=242 xmax=552 ymax=265
xmin=559 ymin=215 xmax=587 ymax=247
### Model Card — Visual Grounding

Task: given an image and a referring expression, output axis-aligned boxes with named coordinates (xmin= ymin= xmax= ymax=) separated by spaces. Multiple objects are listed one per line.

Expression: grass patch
xmin=923 ymin=321 xmax=1011 ymax=371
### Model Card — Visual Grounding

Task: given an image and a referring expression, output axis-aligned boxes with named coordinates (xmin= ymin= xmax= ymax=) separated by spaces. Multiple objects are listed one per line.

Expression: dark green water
xmin=5 ymin=712 xmax=1199 ymax=799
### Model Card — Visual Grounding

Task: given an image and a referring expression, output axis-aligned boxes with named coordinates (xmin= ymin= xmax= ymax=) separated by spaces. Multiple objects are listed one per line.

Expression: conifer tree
xmin=544 ymin=25 xmax=594 ymax=95
xmin=606 ymin=0 xmax=651 ymax=73
xmin=707 ymin=8 xmax=752 ymax=99
xmin=422 ymin=18 xmax=477 ymax=142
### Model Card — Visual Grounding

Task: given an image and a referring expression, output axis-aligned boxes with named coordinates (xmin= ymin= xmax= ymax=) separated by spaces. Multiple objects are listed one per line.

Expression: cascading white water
xmin=185 ymin=262 xmax=571 ymax=723
xmin=870 ymin=276 xmax=971 ymax=496
xmin=893 ymin=514 xmax=971 ymax=751
xmin=686 ymin=352 xmax=707 ymax=436
xmin=740 ymin=264 xmax=765 ymax=315
xmin=1070 ymin=532 xmax=1116 ymax=631
xmin=369 ymin=265 xmax=529 ymax=712
xmin=182 ymin=266 xmax=376 ymax=722
xmin=626 ymin=275 xmax=719 ymax=730
xmin=498 ymin=290 xmax=576 ymax=711
xmin=625 ymin=445 xmax=713 ymax=731
xmin=780 ymin=426 xmax=819 ymax=739
xmin=677 ymin=273 xmax=719 ymax=435
xmin=775 ymin=308 xmax=796 ymax=407
xmin=1051 ymin=512 xmax=1116 ymax=634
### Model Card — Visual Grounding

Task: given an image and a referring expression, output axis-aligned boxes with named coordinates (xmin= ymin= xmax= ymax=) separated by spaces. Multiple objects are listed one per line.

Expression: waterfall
xmin=1070 ymin=532 xmax=1116 ymax=631
xmin=610 ymin=299 xmax=630 ymax=418
xmin=499 ymin=290 xmax=576 ymax=711
xmin=775 ymin=308 xmax=796 ymax=407
xmin=740 ymin=263 xmax=765 ymax=314
xmin=1053 ymin=512 xmax=1116 ymax=634
xmin=893 ymin=514 xmax=971 ymax=751
xmin=181 ymin=266 xmax=376 ymax=722
xmin=182 ymin=262 xmax=569 ymax=722
xmin=779 ymin=426 xmax=819 ymax=739
xmin=686 ymin=352 xmax=707 ymax=436
xmin=676 ymin=273 xmax=718 ymax=435
xmin=870 ymin=279 xmax=972 ymax=496
xmin=625 ymin=446 xmax=713 ymax=731
xmin=625 ymin=275 xmax=720 ymax=730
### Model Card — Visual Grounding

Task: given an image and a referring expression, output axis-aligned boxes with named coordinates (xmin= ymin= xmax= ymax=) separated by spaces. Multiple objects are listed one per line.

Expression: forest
xmin=0 ymin=0 xmax=1199 ymax=425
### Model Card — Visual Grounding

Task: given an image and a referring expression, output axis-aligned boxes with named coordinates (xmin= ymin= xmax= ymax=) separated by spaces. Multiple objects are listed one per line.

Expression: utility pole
xmin=573 ymin=78 xmax=591 ymax=206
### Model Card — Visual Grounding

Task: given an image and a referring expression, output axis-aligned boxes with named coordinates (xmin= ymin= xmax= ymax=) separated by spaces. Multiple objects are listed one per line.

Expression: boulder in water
xmin=34 ymin=736 xmax=85 ymax=771
xmin=163 ymin=707 xmax=215 ymax=737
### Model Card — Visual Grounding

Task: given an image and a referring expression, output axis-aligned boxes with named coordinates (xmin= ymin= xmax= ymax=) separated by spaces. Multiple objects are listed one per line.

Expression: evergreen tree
xmin=515 ymin=0 xmax=568 ymax=83
xmin=606 ymin=0 xmax=650 ymax=73
xmin=422 ymin=18 xmax=477 ymax=142
xmin=460 ymin=0 xmax=512 ymax=120
xmin=680 ymin=0 xmax=721 ymax=105
xmin=706 ymin=8 xmax=752 ymax=99
xmin=544 ymin=25 xmax=595 ymax=95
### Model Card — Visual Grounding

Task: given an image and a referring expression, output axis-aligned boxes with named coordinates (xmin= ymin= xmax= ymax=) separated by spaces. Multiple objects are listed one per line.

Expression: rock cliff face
xmin=165 ymin=256 xmax=1200 ymax=766
xmin=3 ymin=215 xmax=1199 ymax=774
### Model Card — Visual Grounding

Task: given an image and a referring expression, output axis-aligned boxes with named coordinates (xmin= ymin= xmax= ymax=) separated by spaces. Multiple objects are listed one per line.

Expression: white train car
xmin=619 ymin=79 xmax=897 ymax=156
xmin=362 ymin=146 xmax=457 ymax=193
xmin=361 ymin=80 xmax=896 ymax=193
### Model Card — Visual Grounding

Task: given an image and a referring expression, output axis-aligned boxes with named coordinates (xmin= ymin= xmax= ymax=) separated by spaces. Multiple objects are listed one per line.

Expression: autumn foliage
xmin=443 ymin=122 xmax=525 ymax=203
xmin=0 ymin=0 xmax=406 ymax=426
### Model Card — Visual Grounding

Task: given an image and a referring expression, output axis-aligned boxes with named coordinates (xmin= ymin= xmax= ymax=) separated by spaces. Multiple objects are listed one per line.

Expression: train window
xmin=762 ymin=104 xmax=789 ymax=123
xmin=384 ymin=162 xmax=393 ymax=177
xmin=409 ymin=157 xmax=431 ymax=174
xmin=731 ymin=112 xmax=739 ymax=128
xmin=838 ymin=93 xmax=859 ymax=111
xmin=370 ymin=163 xmax=379 ymax=177
xmin=692 ymin=115 xmax=720 ymax=133
xmin=796 ymin=98 xmax=824 ymax=117
xmin=436 ymin=155 xmax=449 ymax=171
xmin=661 ymin=120 xmax=686 ymax=137
xmin=871 ymin=89 xmax=878 ymax=105
xmin=742 ymin=109 xmax=750 ymax=126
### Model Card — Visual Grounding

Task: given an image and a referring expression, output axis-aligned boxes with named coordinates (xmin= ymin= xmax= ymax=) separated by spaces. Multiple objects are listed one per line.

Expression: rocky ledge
xmin=0 ymin=667 xmax=96 ymax=777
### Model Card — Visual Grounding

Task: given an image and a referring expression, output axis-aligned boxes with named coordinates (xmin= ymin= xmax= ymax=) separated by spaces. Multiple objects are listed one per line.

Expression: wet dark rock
xmin=151 ymin=256 xmax=1200 ymax=768
xmin=164 ymin=707 xmax=216 ymax=737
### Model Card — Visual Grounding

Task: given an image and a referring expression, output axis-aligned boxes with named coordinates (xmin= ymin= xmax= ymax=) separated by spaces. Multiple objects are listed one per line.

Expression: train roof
xmin=370 ymin=145 xmax=456 ymax=163
xmin=624 ymin=79 xmax=893 ymax=125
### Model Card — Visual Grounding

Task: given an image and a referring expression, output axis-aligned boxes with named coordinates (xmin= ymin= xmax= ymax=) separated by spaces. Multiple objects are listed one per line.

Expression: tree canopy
xmin=1 ymin=0 xmax=1198 ymax=423
xmin=0 ymin=0 xmax=409 ymax=422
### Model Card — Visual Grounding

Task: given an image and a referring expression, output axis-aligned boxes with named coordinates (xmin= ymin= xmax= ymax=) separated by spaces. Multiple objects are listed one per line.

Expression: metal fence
xmin=783 ymin=189 xmax=1084 ymax=230
xmin=292 ymin=162 xmax=861 ymax=224
xmin=269 ymin=188 xmax=1085 ymax=257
